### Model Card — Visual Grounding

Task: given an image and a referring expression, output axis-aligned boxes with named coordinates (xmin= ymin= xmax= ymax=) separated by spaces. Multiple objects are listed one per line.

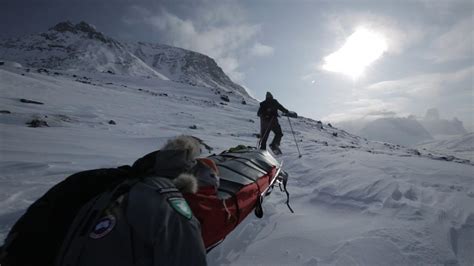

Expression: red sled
xmin=184 ymin=147 xmax=291 ymax=250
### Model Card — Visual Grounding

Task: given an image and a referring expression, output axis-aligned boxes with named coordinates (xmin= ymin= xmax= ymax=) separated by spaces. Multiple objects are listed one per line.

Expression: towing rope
xmin=282 ymin=175 xmax=294 ymax=213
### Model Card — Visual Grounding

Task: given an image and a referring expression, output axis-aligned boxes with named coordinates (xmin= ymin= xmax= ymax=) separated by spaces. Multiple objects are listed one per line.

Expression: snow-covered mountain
xmin=0 ymin=21 xmax=250 ymax=98
xmin=359 ymin=117 xmax=433 ymax=146
xmin=420 ymin=108 xmax=468 ymax=137
xmin=1 ymin=61 xmax=473 ymax=265
xmin=337 ymin=108 xmax=470 ymax=146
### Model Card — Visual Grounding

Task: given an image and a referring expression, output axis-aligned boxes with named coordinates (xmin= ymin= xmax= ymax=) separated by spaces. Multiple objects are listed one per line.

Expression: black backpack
xmin=0 ymin=149 xmax=185 ymax=266
xmin=0 ymin=166 xmax=135 ymax=266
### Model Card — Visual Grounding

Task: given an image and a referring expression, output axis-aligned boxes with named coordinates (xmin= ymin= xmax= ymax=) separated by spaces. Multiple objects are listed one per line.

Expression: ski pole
xmin=287 ymin=116 xmax=302 ymax=158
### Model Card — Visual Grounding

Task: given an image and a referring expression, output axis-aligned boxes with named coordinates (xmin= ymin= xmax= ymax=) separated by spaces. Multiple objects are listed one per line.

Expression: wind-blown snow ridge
xmin=0 ymin=48 xmax=473 ymax=265
xmin=0 ymin=21 xmax=250 ymax=98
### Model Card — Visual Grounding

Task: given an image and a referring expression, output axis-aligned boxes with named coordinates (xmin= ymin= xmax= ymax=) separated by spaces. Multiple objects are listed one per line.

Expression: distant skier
xmin=257 ymin=91 xmax=297 ymax=153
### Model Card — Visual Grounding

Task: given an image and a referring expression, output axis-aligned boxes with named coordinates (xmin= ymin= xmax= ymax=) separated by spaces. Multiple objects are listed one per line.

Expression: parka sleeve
xmin=275 ymin=100 xmax=289 ymax=114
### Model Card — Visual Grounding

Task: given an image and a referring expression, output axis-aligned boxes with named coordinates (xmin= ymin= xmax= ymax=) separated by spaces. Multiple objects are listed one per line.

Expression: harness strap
xmin=282 ymin=175 xmax=294 ymax=213
xmin=217 ymin=187 xmax=240 ymax=227
xmin=254 ymin=177 xmax=264 ymax=218
xmin=127 ymin=177 xmax=180 ymax=265
xmin=232 ymin=193 xmax=241 ymax=227
xmin=222 ymin=199 xmax=231 ymax=221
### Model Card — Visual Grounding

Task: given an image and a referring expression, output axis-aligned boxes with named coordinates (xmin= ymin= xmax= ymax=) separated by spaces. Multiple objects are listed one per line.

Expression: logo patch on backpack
xmin=168 ymin=197 xmax=192 ymax=220
xmin=90 ymin=215 xmax=116 ymax=239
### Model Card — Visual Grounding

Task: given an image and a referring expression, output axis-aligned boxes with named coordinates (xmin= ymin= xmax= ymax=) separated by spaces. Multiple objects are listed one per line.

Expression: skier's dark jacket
xmin=257 ymin=98 xmax=289 ymax=119
xmin=0 ymin=147 xmax=207 ymax=266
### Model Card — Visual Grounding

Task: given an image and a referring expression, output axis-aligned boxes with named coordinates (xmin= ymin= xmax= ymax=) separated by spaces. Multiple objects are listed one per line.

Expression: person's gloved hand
xmin=287 ymin=111 xmax=298 ymax=118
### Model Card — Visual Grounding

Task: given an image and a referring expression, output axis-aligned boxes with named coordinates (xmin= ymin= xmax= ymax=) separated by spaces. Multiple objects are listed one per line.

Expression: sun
xmin=323 ymin=27 xmax=388 ymax=79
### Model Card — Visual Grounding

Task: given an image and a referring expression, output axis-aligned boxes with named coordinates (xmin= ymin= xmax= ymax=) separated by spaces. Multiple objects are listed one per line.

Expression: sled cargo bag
xmin=184 ymin=148 xmax=286 ymax=250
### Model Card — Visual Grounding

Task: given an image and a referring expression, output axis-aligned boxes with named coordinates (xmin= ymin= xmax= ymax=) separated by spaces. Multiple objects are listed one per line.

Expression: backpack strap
xmin=125 ymin=177 xmax=182 ymax=264
xmin=145 ymin=177 xmax=194 ymax=220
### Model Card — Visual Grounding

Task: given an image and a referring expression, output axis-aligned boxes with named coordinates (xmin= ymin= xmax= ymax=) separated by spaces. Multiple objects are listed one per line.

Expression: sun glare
xmin=323 ymin=27 xmax=388 ymax=79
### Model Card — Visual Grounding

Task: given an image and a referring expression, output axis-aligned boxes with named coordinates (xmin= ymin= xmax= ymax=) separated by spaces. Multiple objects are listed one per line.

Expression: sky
xmin=1 ymin=0 xmax=473 ymax=131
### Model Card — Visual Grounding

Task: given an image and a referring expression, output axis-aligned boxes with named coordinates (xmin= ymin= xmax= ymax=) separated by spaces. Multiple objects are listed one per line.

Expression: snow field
xmin=0 ymin=66 xmax=473 ymax=265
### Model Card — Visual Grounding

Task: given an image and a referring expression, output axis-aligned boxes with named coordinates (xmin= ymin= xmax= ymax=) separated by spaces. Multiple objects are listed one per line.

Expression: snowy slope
xmin=416 ymin=133 xmax=474 ymax=162
xmin=0 ymin=22 xmax=168 ymax=80
xmin=124 ymin=41 xmax=249 ymax=97
xmin=0 ymin=63 xmax=473 ymax=266
xmin=0 ymin=21 xmax=250 ymax=98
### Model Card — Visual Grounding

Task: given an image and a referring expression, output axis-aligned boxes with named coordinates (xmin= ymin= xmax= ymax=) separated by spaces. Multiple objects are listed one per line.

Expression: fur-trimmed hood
xmin=131 ymin=135 xmax=202 ymax=194
xmin=172 ymin=173 xmax=198 ymax=194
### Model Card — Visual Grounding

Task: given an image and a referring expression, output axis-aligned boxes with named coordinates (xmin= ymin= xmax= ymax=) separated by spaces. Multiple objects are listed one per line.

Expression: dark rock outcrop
xmin=27 ymin=119 xmax=49 ymax=127
xmin=20 ymin=99 xmax=44 ymax=105
xmin=220 ymin=95 xmax=230 ymax=102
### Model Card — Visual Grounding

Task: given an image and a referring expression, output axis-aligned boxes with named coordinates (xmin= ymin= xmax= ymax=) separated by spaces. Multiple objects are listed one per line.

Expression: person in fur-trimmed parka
xmin=1 ymin=135 xmax=212 ymax=266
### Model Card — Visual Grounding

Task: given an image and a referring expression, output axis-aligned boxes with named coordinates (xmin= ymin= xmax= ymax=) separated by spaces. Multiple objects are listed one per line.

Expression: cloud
xmin=363 ymin=67 xmax=473 ymax=121
xmin=216 ymin=56 xmax=245 ymax=81
xmin=427 ymin=17 xmax=474 ymax=62
xmin=324 ymin=12 xmax=425 ymax=55
xmin=418 ymin=0 xmax=472 ymax=19
xmin=123 ymin=2 xmax=274 ymax=82
xmin=324 ymin=66 xmax=473 ymax=131
xmin=323 ymin=98 xmax=403 ymax=123
xmin=366 ymin=110 xmax=398 ymax=117
xmin=250 ymin=42 xmax=274 ymax=57
xmin=367 ymin=66 xmax=474 ymax=97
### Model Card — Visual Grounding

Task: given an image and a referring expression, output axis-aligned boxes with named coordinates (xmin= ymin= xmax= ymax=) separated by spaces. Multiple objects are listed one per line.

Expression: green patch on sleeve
xmin=168 ymin=197 xmax=193 ymax=220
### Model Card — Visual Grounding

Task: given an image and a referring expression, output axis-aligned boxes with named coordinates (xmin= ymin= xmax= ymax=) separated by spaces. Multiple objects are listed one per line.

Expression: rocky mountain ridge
xmin=0 ymin=21 xmax=250 ymax=98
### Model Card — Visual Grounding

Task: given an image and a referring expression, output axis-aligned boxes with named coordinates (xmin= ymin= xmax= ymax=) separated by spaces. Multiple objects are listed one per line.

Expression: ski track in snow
xmin=0 ymin=65 xmax=473 ymax=265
